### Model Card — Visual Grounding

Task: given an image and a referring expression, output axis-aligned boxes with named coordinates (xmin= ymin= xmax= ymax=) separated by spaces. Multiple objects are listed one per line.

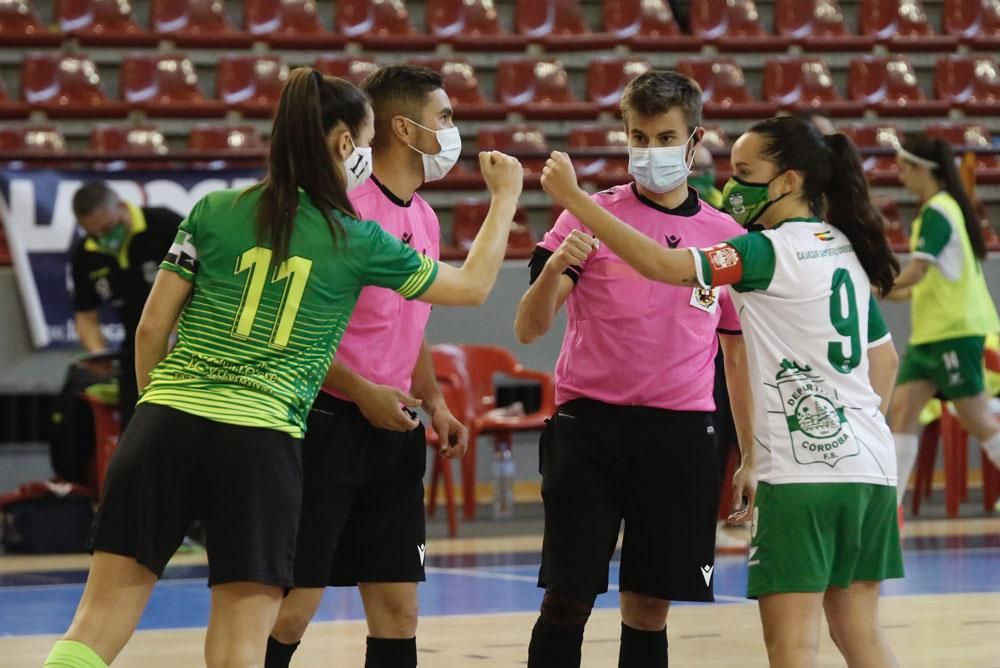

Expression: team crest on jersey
xmin=774 ymin=359 xmax=860 ymax=468
xmin=690 ymin=286 xmax=720 ymax=313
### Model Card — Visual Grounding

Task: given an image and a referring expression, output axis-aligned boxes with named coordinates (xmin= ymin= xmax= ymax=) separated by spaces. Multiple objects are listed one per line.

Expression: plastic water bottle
xmin=492 ymin=442 xmax=516 ymax=519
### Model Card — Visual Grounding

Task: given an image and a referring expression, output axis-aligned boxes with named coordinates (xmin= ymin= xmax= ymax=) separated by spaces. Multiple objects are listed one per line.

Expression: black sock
xmin=365 ymin=636 xmax=417 ymax=668
xmin=264 ymin=636 xmax=300 ymax=668
xmin=528 ymin=617 xmax=586 ymax=668
xmin=618 ymin=623 xmax=667 ymax=668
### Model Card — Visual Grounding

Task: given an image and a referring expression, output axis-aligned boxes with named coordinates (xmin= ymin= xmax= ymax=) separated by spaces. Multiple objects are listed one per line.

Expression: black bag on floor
xmin=0 ymin=481 xmax=95 ymax=554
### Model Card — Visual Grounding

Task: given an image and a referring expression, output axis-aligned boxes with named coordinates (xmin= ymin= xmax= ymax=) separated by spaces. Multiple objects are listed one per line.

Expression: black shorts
xmin=538 ymin=398 xmax=719 ymax=602
xmin=88 ymin=403 xmax=302 ymax=587
xmin=293 ymin=392 xmax=427 ymax=588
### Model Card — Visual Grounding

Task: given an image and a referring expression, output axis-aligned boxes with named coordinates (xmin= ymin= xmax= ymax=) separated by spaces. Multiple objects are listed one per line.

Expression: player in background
xmin=887 ymin=136 xmax=1000 ymax=512
xmin=514 ymin=70 xmax=754 ymax=668
xmin=540 ymin=115 xmax=904 ymax=668
xmin=264 ymin=65 xmax=474 ymax=668
xmin=42 ymin=69 xmax=523 ymax=668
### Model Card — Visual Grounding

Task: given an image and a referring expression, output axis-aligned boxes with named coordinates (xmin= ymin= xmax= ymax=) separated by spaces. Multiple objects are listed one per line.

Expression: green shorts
xmin=897 ymin=336 xmax=986 ymax=400
xmin=746 ymin=482 xmax=904 ymax=598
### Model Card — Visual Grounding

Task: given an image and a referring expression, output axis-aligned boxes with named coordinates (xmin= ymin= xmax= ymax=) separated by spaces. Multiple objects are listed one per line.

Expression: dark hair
xmin=251 ymin=68 xmax=369 ymax=264
xmin=749 ymin=116 xmax=900 ymax=296
xmin=72 ymin=181 xmax=118 ymax=218
xmin=620 ymin=70 xmax=703 ymax=131
xmin=362 ymin=65 xmax=444 ymax=151
xmin=900 ymin=136 xmax=986 ymax=261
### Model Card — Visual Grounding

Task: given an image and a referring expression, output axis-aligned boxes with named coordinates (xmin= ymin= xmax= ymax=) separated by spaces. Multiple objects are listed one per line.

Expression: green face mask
xmin=95 ymin=223 xmax=129 ymax=254
xmin=688 ymin=172 xmax=716 ymax=199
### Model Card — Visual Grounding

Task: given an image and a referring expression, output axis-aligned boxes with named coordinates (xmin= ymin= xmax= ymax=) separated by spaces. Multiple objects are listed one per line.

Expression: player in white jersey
xmin=540 ymin=115 xmax=904 ymax=668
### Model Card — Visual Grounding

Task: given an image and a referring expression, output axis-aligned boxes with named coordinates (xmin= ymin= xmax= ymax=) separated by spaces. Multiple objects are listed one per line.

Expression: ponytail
xmin=901 ymin=137 xmax=986 ymax=261
xmin=823 ymin=134 xmax=899 ymax=296
xmin=252 ymin=68 xmax=369 ymax=264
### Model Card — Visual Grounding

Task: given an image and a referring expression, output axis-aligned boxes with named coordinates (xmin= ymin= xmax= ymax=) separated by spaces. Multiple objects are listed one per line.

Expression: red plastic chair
xmin=217 ymin=55 xmax=288 ymax=118
xmin=700 ymin=125 xmax=733 ymax=181
xmin=244 ymin=0 xmax=342 ymax=48
xmin=860 ymin=0 xmax=959 ymax=50
xmin=943 ymin=0 xmax=1000 ymax=48
xmin=150 ymin=0 xmax=251 ymax=46
xmin=90 ymin=123 xmax=170 ymax=170
xmin=976 ymin=199 xmax=1000 ymax=251
xmin=424 ymin=374 xmax=467 ymax=537
xmin=188 ymin=123 xmax=263 ymax=168
xmin=676 ymin=58 xmax=777 ymax=119
xmin=689 ymin=0 xmax=791 ymax=51
xmin=431 ymin=344 xmax=556 ymax=521
xmin=334 ymin=0 xmax=437 ymax=50
xmin=477 ymin=124 xmax=550 ymax=182
xmin=515 ymin=0 xmax=616 ymax=50
xmin=426 ymin=0 xmax=527 ymax=50
xmin=586 ymin=57 xmax=652 ymax=112
xmin=57 ymin=0 xmax=157 ymax=45
xmin=872 ymin=194 xmax=909 ymax=252
xmin=22 ymin=53 xmax=129 ymax=118
xmin=926 ymin=123 xmax=1000 ymax=182
xmin=444 ymin=199 xmax=535 ymax=261
xmin=0 ymin=126 xmax=66 ymax=168
xmin=603 ymin=0 xmax=701 ymax=50
xmin=0 ymin=0 xmax=62 ymax=45
xmin=496 ymin=58 xmax=596 ymax=120
xmin=940 ymin=405 xmax=1000 ymax=518
xmin=934 ymin=56 xmax=1000 ymax=117
xmin=120 ymin=53 xmax=225 ymax=117
xmin=841 ymin=123 xmax=902 ymax=183
xmin=567 ymin=125 xmax=629 ymax=187
xmin=763 ymin=56 xmax=864 ymax=117
xmin=0 ymin=75 xmax=28 ymax=119
xmin=848 ymin=55 xmax=951 ymax=117
xmin=410 ymin=58 xmax=507 ymax=120
xmin=313 ymin=56 xmax=379 ymax=86
xmin=81 ymin=393 xmax=122 ymax=500
xmin=774 ymin=0 xmax=874 ymax=50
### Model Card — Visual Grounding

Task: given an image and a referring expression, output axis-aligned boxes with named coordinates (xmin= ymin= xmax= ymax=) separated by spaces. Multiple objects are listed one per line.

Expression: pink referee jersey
xmin=537 ymin=184 xmax=744 ymax=411
xmin=324 ymin=177 xmax=440 ymax=400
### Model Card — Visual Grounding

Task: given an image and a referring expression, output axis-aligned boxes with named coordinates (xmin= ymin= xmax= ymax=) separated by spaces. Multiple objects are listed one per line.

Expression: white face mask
xmin=628 ymin=129 xmax=698 ymax=194
xmin=404 ymin=119 xmax=461 ymax=183
xmin=343 ymin=137 xmax=373 ymax=193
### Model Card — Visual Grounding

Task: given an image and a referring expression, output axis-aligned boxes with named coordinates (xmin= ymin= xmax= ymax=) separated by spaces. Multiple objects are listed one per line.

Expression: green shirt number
xmin=828 ymin=268 xmax=861 ymax=373
xmin=232 ymin=247 xmax=314 ymax=349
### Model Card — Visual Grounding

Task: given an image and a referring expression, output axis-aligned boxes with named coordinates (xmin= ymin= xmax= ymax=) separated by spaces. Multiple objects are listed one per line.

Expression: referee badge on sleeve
xmin=690 ymin=286 xmax=720 ymax=314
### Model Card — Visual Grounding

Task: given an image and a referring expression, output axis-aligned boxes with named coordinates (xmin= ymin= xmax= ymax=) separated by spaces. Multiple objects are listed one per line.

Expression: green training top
xmin=138 ymin=187 xmax=438 ymax=438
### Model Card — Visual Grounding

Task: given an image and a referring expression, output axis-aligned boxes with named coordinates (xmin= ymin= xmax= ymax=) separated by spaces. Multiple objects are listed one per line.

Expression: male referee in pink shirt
xmin=515 ymin=70 xmax=755 ymax=667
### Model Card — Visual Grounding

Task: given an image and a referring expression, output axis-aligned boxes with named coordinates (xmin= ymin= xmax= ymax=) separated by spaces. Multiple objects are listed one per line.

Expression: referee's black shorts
xmin=538 ymin=398 xmax=719 ymax=603
xmin=293 ymin=392 xmax=427 ymax=588
xmin=89 ymin=403 xmax=302 ymax=587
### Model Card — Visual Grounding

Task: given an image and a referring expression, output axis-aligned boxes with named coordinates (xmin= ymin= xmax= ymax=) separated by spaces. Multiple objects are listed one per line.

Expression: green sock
xmin=44 ymin=640 xmax=108 ymax=668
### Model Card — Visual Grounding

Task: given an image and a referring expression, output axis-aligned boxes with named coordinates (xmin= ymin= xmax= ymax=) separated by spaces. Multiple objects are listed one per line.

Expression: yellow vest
xmin=910 ymin=192 xmax=1000 ymax=344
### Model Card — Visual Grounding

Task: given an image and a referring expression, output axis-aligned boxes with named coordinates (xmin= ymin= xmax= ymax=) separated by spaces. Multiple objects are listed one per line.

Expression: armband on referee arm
xmin=689 ymin=243 xmax=743 ymax=289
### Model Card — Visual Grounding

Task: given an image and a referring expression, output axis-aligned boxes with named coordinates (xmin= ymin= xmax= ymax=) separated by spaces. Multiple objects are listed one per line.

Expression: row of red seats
xmin=4 ymin=0 xmax=998 ymax=52
xmin=3 ymin=121 xmax=998 ymax=187
xmin=3 ymin=52 xmax=999 ymax=122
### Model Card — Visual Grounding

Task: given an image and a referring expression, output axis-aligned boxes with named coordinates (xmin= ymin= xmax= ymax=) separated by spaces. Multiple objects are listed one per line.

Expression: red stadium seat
xmin=926 ymin=123 xmax=1000 ymax=182
xmin=217 ymin=55 xmax=289 ymax=118
xmin=774 ymin=0 xmax=875 ymax=51
xmin=763 ymin=57 xmax=864 ymax=117
xmin=90 ymin=123 xmax=170 ymax=170
xmin=313 ymin=56 xmax=379 ymax=86
xmin=477 ymin=124 xmax=549 ymax=184
xmin=841 ymin=123 xmax=902 ymax=183
xmin=0 ymin=0 xmax=62 ymax=45
xmin=188 ymin=123 xmax=263 ymax=168
xmin=943 ymin=0 xmax=1000 ymax=49
xmin=56 ymin=0 xmax=157 ymax=45
xmin=0 ymin=75 xmax=28 ymax=119
xmin=848 ymin=55 xmax=950 ymax=117
xmin=701 ymin=125 xmax=733 ymax=181
xmin=447 ymin=199 xmax=535 ymax=260
xmin=873 ymin=195 xmax=909 ymax=252
xmin=0 ymin=126 xmax=67 ymax=168
xmin=567 ymin=125 xmax=629 ymax=188
xmin=426 ymin=0 xmax=527 ymax=50
xmin=586 ymin=58 xmax=652 ymax=112
xmin=676 ymin=58 xmax=777 ymax=119
xmin=410 ymin=59 xmax=507 ymax=120
xmin=150 ymin=0 xmax=251 ymax=47
xmin=120 ymin=53 xmax=226 ymax=117
xmin=0 ymin=221 xmax=10 ymax=265
xmin=859 ymin=0 xmax=959 ymax=50
xmin=495 ymin=59 xmax=596 ymax=120
xmin=976 ymin=199 xmax=1000 ymax=251
xmin=244 ymin=0 xmax=342 ymax=48
xmin=603 ymin=0 xmax=701 ymax=51
xmin=689 ymin=0 xmax=791 ymax=51
xmin=22 ymin=53 xmax=129 ymax=118
xmin=515 ymin=0 xmax=616 ymax=50
xmin=935 ymin=56 xmax=1000 ymax=116
xmin=334 ymin=0 xmax=437 ymax=50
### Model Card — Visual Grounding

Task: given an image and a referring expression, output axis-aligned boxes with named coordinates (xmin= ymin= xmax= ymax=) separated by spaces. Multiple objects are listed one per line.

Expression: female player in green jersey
xmin=43 ymin=69 xmax=523 ymax=668
xmin=539 ymin=116 xmax=904 ymax=668
xmin=888 ymin=136 xmax=1000 ymax=511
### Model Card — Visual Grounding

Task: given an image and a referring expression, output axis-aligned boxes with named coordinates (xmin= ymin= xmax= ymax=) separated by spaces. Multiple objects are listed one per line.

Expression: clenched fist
xmin=549 ymin=229 xmax=599 ymax=274
xmin=479 ymin=151 xmax=524 ymax=201
xmin=540 ymin=151 xmax=584 ymax=209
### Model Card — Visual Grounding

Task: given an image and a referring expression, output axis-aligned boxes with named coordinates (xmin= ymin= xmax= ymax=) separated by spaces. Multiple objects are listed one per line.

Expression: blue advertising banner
xmin=0 ymin=168 xmax=263 ymax=349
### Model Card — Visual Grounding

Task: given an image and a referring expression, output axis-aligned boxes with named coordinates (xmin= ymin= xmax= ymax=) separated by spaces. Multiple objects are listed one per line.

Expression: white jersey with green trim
xmin=695 ymin=219 xmax=896 ymax=486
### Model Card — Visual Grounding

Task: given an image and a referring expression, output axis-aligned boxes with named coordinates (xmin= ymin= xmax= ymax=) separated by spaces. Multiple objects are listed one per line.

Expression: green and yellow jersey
xmin=138 ymin=187 xmax=438 ymax=438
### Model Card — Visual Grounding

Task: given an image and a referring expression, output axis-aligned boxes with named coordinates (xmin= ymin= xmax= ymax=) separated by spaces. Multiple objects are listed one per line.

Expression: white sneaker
xmin=715 ymin=521 xmax=748 ymax=554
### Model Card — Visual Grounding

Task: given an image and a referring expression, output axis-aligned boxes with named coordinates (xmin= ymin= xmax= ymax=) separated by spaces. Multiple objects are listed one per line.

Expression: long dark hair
xmin=900 ymin=136 xmax=986 ymax=261
xmin=251 ymin=68 xmax=369 ymax=264
xmin=750 ymin=116 xmax=900 ymax=296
